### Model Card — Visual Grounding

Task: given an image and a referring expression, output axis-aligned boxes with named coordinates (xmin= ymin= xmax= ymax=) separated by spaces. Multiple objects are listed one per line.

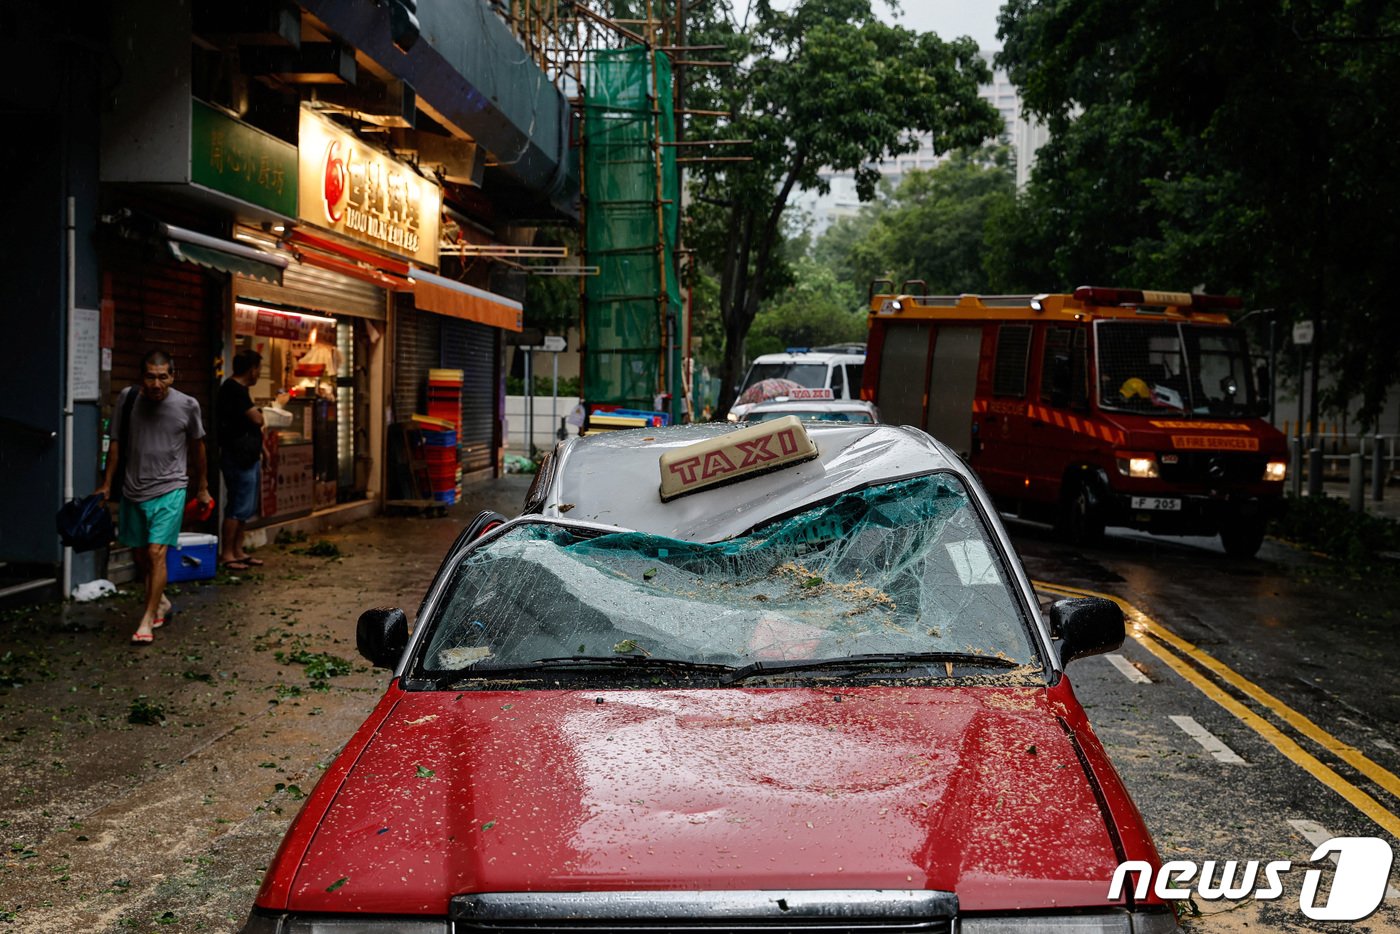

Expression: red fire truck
xmin=862 ymin=284 xmax=1288 ymax=557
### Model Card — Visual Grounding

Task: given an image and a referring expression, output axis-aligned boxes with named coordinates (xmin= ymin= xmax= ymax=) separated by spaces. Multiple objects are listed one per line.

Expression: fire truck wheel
xmin=1219 ymin=518 xmax=1266 ymax=558
xmin=1059 ymin=481 xmax=1106 ymax=547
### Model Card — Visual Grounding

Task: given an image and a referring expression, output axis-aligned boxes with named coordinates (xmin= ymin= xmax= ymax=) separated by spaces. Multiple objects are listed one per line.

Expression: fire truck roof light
xmin=1073 ymin=286 xmax=1242 ymax=310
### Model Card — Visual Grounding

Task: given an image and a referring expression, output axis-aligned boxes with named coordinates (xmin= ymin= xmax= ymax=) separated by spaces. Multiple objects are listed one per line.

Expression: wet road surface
xmin=1011 ymin=518 xmax=1400 ymax=932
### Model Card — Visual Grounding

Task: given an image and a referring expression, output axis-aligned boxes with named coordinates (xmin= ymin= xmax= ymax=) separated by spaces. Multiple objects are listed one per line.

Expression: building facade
xmin=0 ymin=0 xmax=579 ymax=600
xmin=792 ymin=55 xmax=1048 ymax=235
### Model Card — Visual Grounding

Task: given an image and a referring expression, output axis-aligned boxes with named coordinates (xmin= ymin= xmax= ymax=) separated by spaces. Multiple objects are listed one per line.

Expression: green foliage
xmin=814 ymin=147 xmax=1017 ymax=295
xmin=685 ymin=0 xmax=1003 ymax=410
xmin=127 ymin=696 xmax=165 ymax=726
xmin=995 ymin=0 xmax=1400 ymax=428
xmin=746 ymin=257 xmax=865 ymax=357
xmin=1270 ymin=495 xmax=1400 ymax=566
xmin=290 ymin=540 xmax=341 ymax=558
xmin=507 ymin=374 xmax=580 ymax=397
xmin=521 ymin=229 xmax=579 ymax=333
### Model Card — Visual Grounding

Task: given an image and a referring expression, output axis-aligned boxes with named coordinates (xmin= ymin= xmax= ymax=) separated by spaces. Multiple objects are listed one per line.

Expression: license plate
xmin=1131 ymin=496 xmax=1181 ymax=511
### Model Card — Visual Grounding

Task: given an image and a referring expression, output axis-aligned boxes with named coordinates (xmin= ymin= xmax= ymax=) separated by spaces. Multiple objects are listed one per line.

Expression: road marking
xmin=1170 ymin=714 xmax=1247 ymax=763
xmin=1105 ymin=653 xmax=1152 ymax=684
xmin=1287 ymin=819 xmax=1400 ymax=899
xmin=1036 ymin=580 xmax=1400 ymax=841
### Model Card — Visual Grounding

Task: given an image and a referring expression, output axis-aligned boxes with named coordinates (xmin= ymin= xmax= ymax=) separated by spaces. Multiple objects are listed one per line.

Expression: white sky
xmin=883 ymin=0 xmax=1003 ymax=51
xmin=738 ymin=0 xmax=1004 ymax=53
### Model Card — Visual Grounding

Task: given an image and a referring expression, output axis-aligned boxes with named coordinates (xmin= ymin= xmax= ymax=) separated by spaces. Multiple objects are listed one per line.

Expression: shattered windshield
xmin=1096 ymin=321 xmax=1262 ymax=418
xmin=415 ymin=474 xmax=1041 ymax=687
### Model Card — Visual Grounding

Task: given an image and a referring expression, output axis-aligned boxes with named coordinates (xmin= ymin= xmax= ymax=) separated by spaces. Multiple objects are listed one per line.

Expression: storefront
xmin=229 ymin=244 xmax=393 ymax=524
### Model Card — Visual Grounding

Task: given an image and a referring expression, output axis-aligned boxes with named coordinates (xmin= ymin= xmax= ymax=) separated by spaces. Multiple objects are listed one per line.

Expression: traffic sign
xmin=1292 ymin=320 xmax=1314 ymax=345
xmin=520 ymin=335 xmax=567 ymax=352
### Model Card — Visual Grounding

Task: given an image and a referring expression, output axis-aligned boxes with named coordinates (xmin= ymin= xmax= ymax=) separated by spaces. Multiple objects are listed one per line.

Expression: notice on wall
xmin=69 ymin=307 xmax=101 ymax=403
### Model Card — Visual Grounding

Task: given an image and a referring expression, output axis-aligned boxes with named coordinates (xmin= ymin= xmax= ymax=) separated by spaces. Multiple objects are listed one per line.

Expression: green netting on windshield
xmin=421 ymin=475 xmax=1038 ymax=674
xmin=581 ymin=46 xmax=681 ymax=409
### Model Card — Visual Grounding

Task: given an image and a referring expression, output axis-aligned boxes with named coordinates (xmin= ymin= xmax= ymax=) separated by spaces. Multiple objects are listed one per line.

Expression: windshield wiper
xmin=465 ymin=655 xmax=737 ymax=677
xmin=718 ymin=652 xmax=1026 ymax=685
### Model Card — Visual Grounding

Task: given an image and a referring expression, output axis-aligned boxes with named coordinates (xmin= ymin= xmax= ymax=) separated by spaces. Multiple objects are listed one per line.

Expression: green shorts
xmin=118 ymin=488 xmax=185 ymax=548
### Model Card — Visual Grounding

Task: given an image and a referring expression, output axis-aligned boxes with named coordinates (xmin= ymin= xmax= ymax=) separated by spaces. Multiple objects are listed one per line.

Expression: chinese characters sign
xmin=234 ymin=303 xmax=336 ymax=342
xmin=297 ymin=107 xmax=441 ymax=265
xmin=191 ymin=100 xmax=298 ymax=217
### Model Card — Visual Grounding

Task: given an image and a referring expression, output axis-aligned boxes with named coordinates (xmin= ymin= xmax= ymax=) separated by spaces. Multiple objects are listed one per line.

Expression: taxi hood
xmin=279 ymin=685 xmax=1137 ymax=915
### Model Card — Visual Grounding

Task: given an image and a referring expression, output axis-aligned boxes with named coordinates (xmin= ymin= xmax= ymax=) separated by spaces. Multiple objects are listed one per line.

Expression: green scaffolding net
xmin=582 ymin=46 xmax=681 ymax=412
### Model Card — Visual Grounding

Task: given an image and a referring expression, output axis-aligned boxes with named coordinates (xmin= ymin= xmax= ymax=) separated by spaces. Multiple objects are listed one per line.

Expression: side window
xmin=992 ymin=325 xmax=1031 ymax=397
xmin=1071 ymin=328 xmax=1089 ymax=409
xmin=847 ymin=363 xmax=864 ymax=396
xmin=1040 ymin=328 xmax=1072 ymax=406
xmin=1040 ymin=327 xmax=1088 ymax=408
xmin=829 ymin=363 xmax=846 ymax=397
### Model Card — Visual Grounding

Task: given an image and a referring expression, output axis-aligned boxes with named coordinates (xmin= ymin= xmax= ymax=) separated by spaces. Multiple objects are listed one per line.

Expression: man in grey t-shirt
xmin=97 ymin=349 xmax=212 ymax=645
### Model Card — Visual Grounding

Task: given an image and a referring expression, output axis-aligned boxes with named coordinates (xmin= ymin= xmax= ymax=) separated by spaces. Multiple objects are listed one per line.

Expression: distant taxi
xmin=242 ymin=418 xmax=1176 ymax=933
xmin=742 ymin=391 xmax=882 ymax=425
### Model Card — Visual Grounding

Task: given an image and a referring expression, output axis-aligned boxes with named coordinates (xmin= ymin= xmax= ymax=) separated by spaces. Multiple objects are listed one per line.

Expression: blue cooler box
xmin=167 ymin=532 xmax=217 ymax=582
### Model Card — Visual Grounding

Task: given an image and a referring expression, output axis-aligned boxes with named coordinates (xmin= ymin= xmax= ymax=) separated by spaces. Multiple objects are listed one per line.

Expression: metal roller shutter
xmin=234 ymin=263 xmax=387 ymax=320
xmin=393 ymin=306 xmax=441 ymax=425
xmin=441 ymin=319 xmax=500 ymax=476
xmin=108 ymin=251 xmax=218 ymax=422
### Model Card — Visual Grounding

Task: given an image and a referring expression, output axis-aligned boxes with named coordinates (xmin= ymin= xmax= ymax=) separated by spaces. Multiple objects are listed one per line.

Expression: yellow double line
xmin=1036 ymin=580 xmax=1400 ymax=841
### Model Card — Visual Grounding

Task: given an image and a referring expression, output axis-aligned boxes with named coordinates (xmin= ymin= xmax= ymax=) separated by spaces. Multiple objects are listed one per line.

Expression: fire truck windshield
xmin=1095 ymin=321 xmax=1262 ymax=418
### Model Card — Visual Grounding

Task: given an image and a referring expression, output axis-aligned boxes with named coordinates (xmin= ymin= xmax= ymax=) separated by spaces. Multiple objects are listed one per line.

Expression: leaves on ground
xmin=127 ymin=697 xmax=165 ymax=726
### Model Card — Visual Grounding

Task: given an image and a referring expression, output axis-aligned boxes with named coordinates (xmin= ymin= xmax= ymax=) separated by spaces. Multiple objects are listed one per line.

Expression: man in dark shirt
xmin=217 ymin=350 xmax=266 ymax=571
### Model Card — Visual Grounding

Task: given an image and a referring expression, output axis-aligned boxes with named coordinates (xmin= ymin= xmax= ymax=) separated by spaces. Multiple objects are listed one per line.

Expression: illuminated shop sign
xmin=297 ymin=107 xmax=441 ymax=265
xmin=234 ymin=303 xmax=337 ymax=342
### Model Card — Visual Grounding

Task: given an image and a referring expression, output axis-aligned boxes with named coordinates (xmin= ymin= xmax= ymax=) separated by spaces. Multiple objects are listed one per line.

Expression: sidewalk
xmin=1314 ymin=478 xmax=1400 ymax=522
xmin=0 ymin=474 xmax=532 ymax=933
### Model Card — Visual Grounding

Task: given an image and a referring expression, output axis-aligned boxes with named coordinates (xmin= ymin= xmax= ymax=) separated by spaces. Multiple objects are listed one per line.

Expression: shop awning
xmin=409 ymin=266 xmax=523 ymax=332
xmin=292 ymin=247 xmax=411 ymax=292
xmin=161 ymin=223 xmax=288 ymax=285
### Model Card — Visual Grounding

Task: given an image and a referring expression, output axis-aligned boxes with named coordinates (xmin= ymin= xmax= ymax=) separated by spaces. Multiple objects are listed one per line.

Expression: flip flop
xmin=131 ymin=631 xmax=153 ymax=645
xmin=152 ymin=606 xmax=175 ymax=629
xmin=224 ymin=561 xmax=251 ymax=571
xmin=235 ymin=556 xmax=265 ymax=567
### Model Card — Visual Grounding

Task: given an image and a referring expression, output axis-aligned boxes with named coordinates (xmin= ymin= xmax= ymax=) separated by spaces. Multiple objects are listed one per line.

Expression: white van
xmin=727 ymin=345 xmax=866 ymax=421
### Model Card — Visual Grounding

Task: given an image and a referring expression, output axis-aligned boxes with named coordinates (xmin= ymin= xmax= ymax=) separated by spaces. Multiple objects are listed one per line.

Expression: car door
xmin=972 ymin=323 xmax=1033 ymax=496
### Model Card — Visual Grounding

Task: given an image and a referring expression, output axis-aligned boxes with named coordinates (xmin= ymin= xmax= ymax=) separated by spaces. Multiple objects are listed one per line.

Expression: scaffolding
xmin=580 ymin=46 xmax=680 ymax=412
xmin=483 ymin=0 xmax=711 ymax=424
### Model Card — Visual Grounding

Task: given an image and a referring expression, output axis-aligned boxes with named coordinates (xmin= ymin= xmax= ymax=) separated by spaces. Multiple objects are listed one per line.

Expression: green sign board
xmin=191 ymin=100 xmax=297 ymax=217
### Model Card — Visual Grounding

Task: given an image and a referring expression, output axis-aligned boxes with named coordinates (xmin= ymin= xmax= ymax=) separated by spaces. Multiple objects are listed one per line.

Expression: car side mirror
xmin=1049 ymin=597 xmax=1124 ymax=664
xmin=357 ymin=607 xmax=409 ymax=669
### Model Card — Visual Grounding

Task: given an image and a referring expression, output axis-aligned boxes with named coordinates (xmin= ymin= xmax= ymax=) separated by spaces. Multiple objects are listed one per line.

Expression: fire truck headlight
xmin=1116 ymin=452 xmax=1160 ymax=478
xmin=1265 ymin=460 xmax=1287 ymax=482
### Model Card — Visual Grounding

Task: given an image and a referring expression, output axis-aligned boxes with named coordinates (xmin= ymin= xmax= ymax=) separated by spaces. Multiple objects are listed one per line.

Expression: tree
xmin=995 ymin=0 xmax=1400 ymax=430
xmin=844 ymin=146 xmax=1016 ymax=293
xmin=745 ymin=256 xmax=865 ymax=358
xmin=685 ymin=0 xmax=1002 ymax=414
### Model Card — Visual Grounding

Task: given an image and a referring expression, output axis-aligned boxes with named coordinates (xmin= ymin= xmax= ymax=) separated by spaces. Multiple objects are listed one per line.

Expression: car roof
xmin=746 ymin=399 xmax=877 ymax=413
xmin=748 ymin=350 xmax=864 ymax=365
xmin=535 ymin=423 xmax=960 ymax=542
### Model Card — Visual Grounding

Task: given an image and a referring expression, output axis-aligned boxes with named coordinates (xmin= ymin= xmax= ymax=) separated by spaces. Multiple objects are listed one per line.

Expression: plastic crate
xmin=166 ymin=532 xmax=218 ymax=582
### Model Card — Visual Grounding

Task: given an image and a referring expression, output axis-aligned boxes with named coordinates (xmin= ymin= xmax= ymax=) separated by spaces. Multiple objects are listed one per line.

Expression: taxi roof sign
xmin=659 ymin=415 xmax=819 ymax=502
xmin=783 ymin=387 xmax=835 ymax=400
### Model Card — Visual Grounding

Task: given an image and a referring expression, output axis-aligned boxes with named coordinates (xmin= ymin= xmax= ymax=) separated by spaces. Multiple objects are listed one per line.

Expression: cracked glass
xmin=417 ymin=473 xmax=1039 ymax=680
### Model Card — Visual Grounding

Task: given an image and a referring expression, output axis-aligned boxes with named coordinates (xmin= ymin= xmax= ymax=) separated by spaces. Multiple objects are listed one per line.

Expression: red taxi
xmin=242 ymin=418 xmax=1176 ymax=933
